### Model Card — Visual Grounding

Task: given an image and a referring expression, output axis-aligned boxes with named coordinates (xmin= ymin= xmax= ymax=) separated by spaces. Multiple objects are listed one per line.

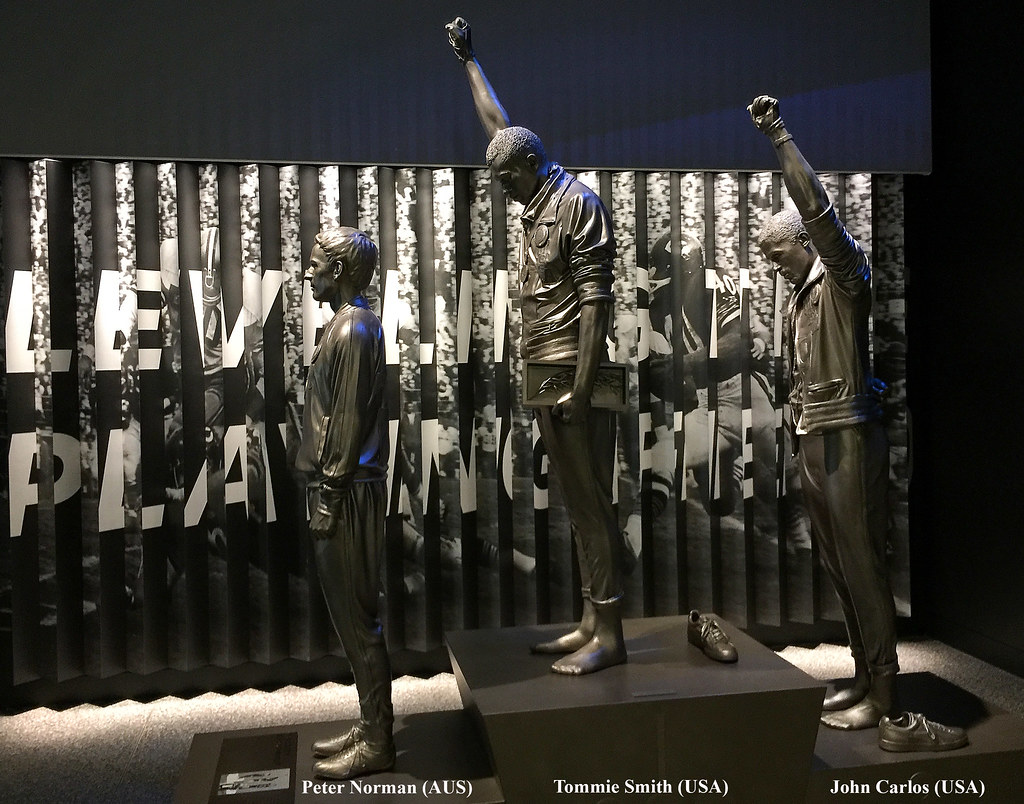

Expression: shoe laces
xmin=901 ymin=712 xmax=937 ymax=741
xmin=702 ymin=619 xmax=728 ymax=644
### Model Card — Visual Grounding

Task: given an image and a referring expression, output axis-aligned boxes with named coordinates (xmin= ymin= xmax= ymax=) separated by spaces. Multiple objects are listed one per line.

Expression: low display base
xmin=174 ymin=709 xmax=503 ymax=803
xmin=446 ymin=614 xmax=825 ymax=803
xmin=807 ymin=671 xmax=1024 ymax=803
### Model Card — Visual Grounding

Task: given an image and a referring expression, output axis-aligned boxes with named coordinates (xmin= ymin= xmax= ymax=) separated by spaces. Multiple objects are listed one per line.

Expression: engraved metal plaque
xmin=523 ymin=361 xmax=628 ymax=411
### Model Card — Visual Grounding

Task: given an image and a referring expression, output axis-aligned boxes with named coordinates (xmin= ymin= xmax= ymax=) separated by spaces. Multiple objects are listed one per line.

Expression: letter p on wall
xmin=9 ymin=432 xmax=82 ymax=538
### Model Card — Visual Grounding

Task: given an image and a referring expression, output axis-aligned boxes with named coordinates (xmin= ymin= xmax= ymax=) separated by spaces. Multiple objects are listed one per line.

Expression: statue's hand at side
xmin=552 ymin=390 xmax=591 ymax=426
xmin=748 ymin=95 xmax=783 ymax=133
xmin=310 ymin=486 xmax=347 ymax=540
xmin=309 ymin=505 xmax=337 ymax=541
xmin=445 ymin=16 xmax=475 ymax=63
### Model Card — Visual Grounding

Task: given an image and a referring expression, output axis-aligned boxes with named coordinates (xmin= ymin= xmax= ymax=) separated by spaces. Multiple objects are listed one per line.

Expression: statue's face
xmin=491 ymin=153 xmax=541 ymax=205
xmin=761 ymin=236 xmax=814 ymax=287
xmin=304 ymin=243 xmax=338 ymax=302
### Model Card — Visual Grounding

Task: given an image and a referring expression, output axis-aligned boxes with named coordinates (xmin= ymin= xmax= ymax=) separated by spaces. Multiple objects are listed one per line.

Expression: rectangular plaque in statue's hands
xmin=523 ymin=361 xmax=628 ymax=411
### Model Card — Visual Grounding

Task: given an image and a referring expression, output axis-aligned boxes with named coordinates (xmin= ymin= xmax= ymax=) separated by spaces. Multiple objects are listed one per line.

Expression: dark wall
xmin=905 ymin=7 xmax=1024 ymax=676
xmin=0 ymin=0 xmax=929 ymax=171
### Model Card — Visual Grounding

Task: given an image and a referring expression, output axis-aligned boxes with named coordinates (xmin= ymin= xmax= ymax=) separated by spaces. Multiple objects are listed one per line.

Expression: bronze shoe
xmin=687 ymin=610 xmax=737 ymax=663
xmin=312 ymin=723 xmax=364 ymax=759
xmin=313 ymin=740 xmax=396 ymax=781
xmin=878 ymin=712 xmax=968 ymax=752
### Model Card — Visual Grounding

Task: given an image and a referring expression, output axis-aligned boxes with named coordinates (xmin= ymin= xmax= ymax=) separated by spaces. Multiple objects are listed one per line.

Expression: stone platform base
xmin=446 ymin=614 xmax=825 ymax=803
xmin=175 ymin=708 xmax=503 ymax=803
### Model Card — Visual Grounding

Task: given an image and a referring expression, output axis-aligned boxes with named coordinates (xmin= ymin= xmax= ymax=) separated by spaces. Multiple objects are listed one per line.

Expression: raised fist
xmin=445 ymin=16 xmax=475 ymax=63
xmin=748 ymin=95 xmax=783 ymax=133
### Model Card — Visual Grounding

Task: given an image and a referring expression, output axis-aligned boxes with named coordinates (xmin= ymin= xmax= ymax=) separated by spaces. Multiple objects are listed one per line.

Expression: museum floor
xmin=1 ymin=639 xmax=1021 ymax=803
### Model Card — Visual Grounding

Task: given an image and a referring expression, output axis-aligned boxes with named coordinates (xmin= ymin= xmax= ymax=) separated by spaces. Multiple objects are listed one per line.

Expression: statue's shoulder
xmin=347 ymin=303 xmax=385 ymax=342
xmin=561 ymin=171 xmax=610 ymax=220
xmin=554 ymin=169 xmax=597 ymax=204
xmin=328 ymin=303 xmax=379 ymax=339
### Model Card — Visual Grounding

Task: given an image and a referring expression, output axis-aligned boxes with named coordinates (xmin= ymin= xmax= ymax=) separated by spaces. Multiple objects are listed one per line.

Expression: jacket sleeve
xmin=316 ymin=311 xmax=382 ymax=489
xmin=566 ymin=191 xmax=616 ymax=306
xmin=804 ymin=204 xmax=871 ymax=295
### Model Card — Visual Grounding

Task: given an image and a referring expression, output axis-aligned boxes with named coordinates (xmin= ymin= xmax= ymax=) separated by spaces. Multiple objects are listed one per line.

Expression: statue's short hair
xmin=315 ymin=227 xmax=378 ymax=292
xmin=758 ymin=209 xmax=807 ymax=250
xmin=485 ymin=126 xmax=547 ymax=168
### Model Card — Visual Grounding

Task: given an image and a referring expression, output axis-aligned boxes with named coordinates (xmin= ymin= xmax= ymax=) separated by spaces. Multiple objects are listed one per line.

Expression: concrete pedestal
xmin=446 ymin=614 xmax=826 ymax=803
xmin=807 ymin=672 xmax=1024 ymax=803
xmin=175 ymin=709 xmax=503 ymax=803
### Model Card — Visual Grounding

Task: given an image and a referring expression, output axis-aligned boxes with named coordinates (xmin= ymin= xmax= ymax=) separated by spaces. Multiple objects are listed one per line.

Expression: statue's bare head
xmin=486 ymin=126 xmax=549 ymax=204
xmin=486 ymin=126 xmax=546 ymax=169
xmin=758 ymin=210 xmax=815 ymax=286
xmin=758 ymin=209 xmax=806 ymax=249
xmin=314 ymin=227 xmax=379 ymax=292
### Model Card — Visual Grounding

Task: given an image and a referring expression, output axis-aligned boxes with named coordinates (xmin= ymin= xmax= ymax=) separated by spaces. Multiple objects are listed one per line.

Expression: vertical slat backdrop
xmin=259 ymin=163 xmax=293 ymax=666
xmin=92 ymin=161 xmax=128 ymax=677
xmin=491 ymin=178 xmax=516 ymax=628
xmin=47 ymin=161 xmax=84 ymax=681
xmin=0 ymin=161 xmax=908 ymax=693
xmin=7 ymin=161 xmax=41 ymax=684
xmin=872 ymin=176 xmax=910 ymax=619
xmin=135 ymin=162 xmax=165 ymax=672
xmin=239 ymin=163 xmax=266 ymax=665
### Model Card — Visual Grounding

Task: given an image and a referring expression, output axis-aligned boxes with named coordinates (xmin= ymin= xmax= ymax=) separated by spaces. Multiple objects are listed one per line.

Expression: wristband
xmin=769 ymin=127 xmax=793 ymax=148
xmin=317 ymin=485 xmax=347 ymax=516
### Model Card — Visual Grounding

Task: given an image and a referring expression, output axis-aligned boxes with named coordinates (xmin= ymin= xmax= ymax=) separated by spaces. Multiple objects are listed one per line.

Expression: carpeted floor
xmin=1 ymin=639 xmax=1021 ymax=803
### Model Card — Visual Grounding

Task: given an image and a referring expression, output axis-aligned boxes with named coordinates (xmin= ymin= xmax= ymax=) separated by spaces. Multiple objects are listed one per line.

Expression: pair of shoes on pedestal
xmin=687 ymin=610 xmax=738 ymax=663
xmin=878 ymin=712 xmax=969 ymax=752
xmin=312 ymin=724 xmax=395 ymax=780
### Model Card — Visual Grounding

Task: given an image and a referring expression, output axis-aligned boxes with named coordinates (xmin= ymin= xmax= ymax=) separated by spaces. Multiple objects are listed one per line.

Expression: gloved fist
xmin=310 ymin=485 xmax=346 ymax=540
xmin=445 ymin=16 xmax=475 ymax=63
xmin=748 ymin=95 xmax=784 ymax=133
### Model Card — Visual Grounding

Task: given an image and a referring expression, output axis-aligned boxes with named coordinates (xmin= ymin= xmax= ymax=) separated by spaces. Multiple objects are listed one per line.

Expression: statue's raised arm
xmin=748 ymin=95 xmax=830 ymax=221
xmin=749 ymin=95 xmax=917 ymax=737
xmin=446 ymin=16 xmax=511 ymax=138
xmin=444 ymin=15 xmax=628 ymax=678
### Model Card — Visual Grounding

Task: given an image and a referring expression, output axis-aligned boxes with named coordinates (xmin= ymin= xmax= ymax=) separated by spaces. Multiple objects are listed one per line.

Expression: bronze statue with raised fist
xmin=750 ymin=95 xmax=898 ymax=730
xmin=446 ymin=16 xmax=626 ymax=676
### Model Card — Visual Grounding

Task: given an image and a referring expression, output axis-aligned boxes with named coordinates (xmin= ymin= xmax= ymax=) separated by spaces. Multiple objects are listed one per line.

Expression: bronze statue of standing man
xmin=750 ymin=96 xmax=898 ymax=729
xmin=298 ymin=227 xmax=395 ymax=777
xmin=446 ymin=16 xmax=626 ymax=675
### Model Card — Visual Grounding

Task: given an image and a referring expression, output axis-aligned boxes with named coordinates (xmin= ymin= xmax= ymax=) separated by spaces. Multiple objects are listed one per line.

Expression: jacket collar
xmin=521 ymin=163 xmax=567 ymax=227
xmin=795 ymin=256 xmax=825 ymax=297
xmin=787 ymin=256 xmax=825 ymax=317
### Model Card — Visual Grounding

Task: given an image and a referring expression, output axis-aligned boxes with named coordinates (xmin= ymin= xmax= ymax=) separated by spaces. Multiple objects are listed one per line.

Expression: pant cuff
xmin=869 ymin=659 xmax=899 ymax=677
